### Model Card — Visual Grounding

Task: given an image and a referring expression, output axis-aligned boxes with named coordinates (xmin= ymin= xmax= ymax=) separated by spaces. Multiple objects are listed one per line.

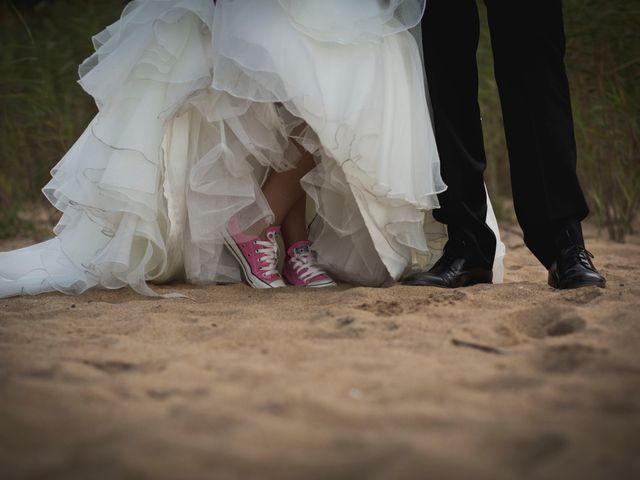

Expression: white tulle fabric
xmin=0 ymin=0 xmax=504 ymax=298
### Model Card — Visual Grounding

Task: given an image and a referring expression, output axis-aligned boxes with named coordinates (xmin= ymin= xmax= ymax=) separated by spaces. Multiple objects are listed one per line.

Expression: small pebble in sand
xmin=349 ymin=388 xmax=363 ymax=399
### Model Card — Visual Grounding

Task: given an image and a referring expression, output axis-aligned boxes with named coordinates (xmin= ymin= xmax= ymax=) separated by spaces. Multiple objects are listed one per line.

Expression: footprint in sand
xmin=308 ymin=313 xmax=365 ymax=339
xmin=561 ymin=288 xmax=603 ymax=305
xmin=356 ymin=292 xmax=466 ymax=317
xmin=509 ymin=432 xmax=567 ymax=472
xmin=479 ymin=306 xmax=587 ymax=349
xmin=356 ymin=300 xmax=404 ymax=317
xmin=536 ymin=343 xmax=606 ymax=373
xmin=510 ymin=306 xmax=587 ymax=339
xmin=20 ymin=365 xmax=60 ymax=380
xmin=409 ymin=291 xmax=467 ymax=311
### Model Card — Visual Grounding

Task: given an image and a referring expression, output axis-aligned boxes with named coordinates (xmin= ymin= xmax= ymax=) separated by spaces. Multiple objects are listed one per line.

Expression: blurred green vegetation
xmin=0 ymin=0 xmax=127 ymax=238
xmin=0 ymin=0 xmax=638 ymax=241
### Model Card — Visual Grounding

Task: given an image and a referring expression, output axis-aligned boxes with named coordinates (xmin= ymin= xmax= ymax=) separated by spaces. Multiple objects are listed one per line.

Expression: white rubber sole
xmin=222 ymin=232 xmax=286 ymax=289
xmin=306 ymin=279 xmax=338 ymax=288
xmin=283 ymin=274 xmax=337 ymax=288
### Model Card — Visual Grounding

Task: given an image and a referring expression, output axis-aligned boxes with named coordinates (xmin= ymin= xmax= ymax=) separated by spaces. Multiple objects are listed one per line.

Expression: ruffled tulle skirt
xmin=0 ymin=0 xmax=504 ymax=298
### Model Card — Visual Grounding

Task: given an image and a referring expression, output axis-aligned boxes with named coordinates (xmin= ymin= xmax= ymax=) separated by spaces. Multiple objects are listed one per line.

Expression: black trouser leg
xmin=485 ymin=0 xmax=589 ymax=267
xmin=421 ymin=0 xmax=497 ymax=269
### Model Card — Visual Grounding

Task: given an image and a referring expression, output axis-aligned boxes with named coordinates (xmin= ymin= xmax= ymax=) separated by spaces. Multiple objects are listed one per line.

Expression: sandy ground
xmin=0 ymin=225 xmax=639 ymax=480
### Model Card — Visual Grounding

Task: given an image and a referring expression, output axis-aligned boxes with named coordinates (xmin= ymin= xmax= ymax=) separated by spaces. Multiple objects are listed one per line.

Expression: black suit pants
xmin=421 ymin=0 xmax=589 ymax=268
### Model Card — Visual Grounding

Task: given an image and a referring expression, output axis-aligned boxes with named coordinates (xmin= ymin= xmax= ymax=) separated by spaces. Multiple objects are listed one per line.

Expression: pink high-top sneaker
xmin=224 ymin=224 xmax=286 ymax=289
xmin=283 ymin=241 xmax=337 ymax=288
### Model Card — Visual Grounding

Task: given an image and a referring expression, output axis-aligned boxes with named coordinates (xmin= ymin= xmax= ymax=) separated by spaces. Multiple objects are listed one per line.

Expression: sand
xmin=1 ymin=224 xmax=639 ymax=480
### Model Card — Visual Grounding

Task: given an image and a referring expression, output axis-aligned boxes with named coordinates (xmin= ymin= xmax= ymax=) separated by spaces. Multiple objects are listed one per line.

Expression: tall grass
xmin=0 ymin=0 xmax=638 ymax=241
xmin=0 ymin=0 xmax=126 ymax=238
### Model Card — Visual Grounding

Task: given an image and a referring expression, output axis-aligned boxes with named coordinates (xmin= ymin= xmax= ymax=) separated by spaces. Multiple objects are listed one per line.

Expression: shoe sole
xmin=548 ymin=276 xmax=607 ymax=290
xmin=222 ymin=232 xmax=284 ymax=289
xmin=283 ymin=275 xmax=337 ymax=288
xmin=306 ymin=279 xmax=337 ymax=288
xmin=402 ymin=270 xmax=493 ymax=288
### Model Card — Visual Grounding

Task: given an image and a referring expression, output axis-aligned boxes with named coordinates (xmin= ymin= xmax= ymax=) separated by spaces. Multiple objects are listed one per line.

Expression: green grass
xmin=0 ymin=0 xmax=638 ymax=241
xmin=0 ymin=0 xmax=127 ymax=238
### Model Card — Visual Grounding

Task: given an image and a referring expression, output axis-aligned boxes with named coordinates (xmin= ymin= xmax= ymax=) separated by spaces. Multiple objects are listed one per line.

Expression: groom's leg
xmin=421 ymin=0 xmax=497 ymax=269
xmin=485 ymin=0 xmax=590 ymax=268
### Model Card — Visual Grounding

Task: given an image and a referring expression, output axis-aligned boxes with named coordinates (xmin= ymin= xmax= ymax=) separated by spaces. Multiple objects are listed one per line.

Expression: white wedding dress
xmin=0 ymin=0 xmax=504 ymax=298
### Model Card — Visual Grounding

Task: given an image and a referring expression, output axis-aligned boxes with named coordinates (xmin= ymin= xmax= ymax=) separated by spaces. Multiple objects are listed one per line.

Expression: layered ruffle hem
xmin=0 ymin=0 xmax=504 ymax=298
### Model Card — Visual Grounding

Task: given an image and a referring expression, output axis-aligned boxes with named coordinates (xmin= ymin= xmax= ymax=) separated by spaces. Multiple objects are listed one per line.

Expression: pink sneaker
xmin=224 ymin=224 xmax=286 ymax=289
xmin=283 ymin=241 xmax=337 ymax=288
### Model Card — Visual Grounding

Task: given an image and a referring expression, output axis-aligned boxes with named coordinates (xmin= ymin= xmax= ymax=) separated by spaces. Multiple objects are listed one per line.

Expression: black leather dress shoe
xmin=548 ymin=244 xmax=606 ymax=289
xmin=402 ymin=250 xmax=493 ymax=288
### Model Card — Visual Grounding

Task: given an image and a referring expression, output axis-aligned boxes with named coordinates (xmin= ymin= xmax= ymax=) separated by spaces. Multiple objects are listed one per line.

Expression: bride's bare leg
xmin=282 ymin=198 xmax=308 ymax=248
xmin=262 ymin=138 xmax=336 ymax=288
xmin=261 ymin=147 xmax=315 ymax=227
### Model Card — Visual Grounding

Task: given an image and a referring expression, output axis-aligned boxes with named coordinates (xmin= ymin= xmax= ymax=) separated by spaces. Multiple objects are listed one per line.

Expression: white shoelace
xmin=256 ymin=239 xmax=279 ymax=278
xmin=290 ymin=250 xmax=326 ymax=282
